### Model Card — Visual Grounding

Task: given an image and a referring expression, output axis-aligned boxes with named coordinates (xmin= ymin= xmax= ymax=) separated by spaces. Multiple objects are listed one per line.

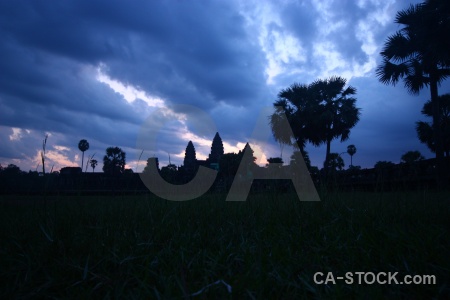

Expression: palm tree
xmin=416 ymin=94 xmax=450 ymax=157
xmin=269 ymin=76 xmax=360 ymax=176
xmin=270 ymin=77 xmax=360 ymax=181
xmin=308 ymin=77 xmax=360 ymax=178
xmin=270 ymin=83 xmax=313 ymax=152
xmin=78 ymin=139 xmax=90 ymax=171
xmin=90 ymin=159 xmax=98 ymax=173
xmin=376 ymin=0 xmax=450 ymax=185
xmin=347 ymin=144 xmax=357 ymax=167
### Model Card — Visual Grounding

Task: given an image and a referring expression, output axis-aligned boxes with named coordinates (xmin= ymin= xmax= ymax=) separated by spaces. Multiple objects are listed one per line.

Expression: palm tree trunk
xmin=81 ymin=152 xmax=85 ymax=173
xmin=324 ymin=138 xmax=331 ymax=182
xmin=430 ymin=75 xmax=445 ymax=188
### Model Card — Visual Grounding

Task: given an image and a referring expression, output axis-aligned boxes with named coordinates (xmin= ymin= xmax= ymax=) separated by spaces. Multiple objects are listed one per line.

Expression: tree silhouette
xmin=270 ymin=77 xmax=360 ymax=181
xmin=2 ymin=164 xmax=22 ymax=176
xmin=270 ymin=83 xmax=315 ymax=152
xmin=266 ymin=157 xmax=283 ymax=166
xmin=90 ymin=159 xmax=98 ymax=173
xmin=416 ymin=94 xmax=450 ymax=157
xmin=347 ymin=144 xmax=357 ymax=167
xmin=160 ymin=163 xmax=178 ymax=183
xmin=374 ymin=161 xmax=395 ymax=169
xmin=325 ymin=153 xmax=345 ymax=172
xmin=289 ymin=150 xmax=315 ymax=179
xmin=102 ymin=147 xmax=126 ymax=174
xmin=400 ymin=150 xmax=425 ymax=178
xmin=78 ymin=139 xmax=90 ymax=171
xmin=290 ymin=150 xmax=311 ymax=169
xmin=309 ymin=77 xmax=360 ymax=178
xmin=401 ymin=151 xmax=425 ymax=164
xmin=266 ymin=157 xmax=283 ymax=173
xmin=209 ymin=132 xmax=224 ymax=164
xmin=376 ymin=0 xmax=450 ymax=184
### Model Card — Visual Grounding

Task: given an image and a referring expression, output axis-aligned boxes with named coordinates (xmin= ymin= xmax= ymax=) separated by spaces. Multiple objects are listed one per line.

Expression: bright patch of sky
xmin=238 ymin=0 xmax=307 ymax=84
xmin=9 ymin=128 xmax=23 ymax=141
xmin=53 ymin=145 xmax=70 ymax=152
xmin=96 ymin=68 xmax=166 ymax=108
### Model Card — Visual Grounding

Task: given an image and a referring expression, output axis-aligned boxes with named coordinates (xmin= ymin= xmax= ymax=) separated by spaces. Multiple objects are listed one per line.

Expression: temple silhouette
xmin=184 ymin=132 xmax=225 ymax=171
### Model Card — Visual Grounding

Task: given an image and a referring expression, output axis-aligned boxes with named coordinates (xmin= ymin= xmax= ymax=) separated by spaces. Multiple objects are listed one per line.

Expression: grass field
xmin=0 ymin=190 xmax=449 ymax=299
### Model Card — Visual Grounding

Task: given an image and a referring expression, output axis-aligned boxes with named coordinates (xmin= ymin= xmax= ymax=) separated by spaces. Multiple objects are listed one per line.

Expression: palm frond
xmin=416 ymin=120 xmax=435 ymax=151
xmin=376 ymin=60 xmax=410 ymax=85
xmin=380 ymin=32 xmax=415 ymax=62
xmin=396 ymin=4 xmax=424 ymax=25
xmin=421 ymin=100 xmax=433 ymax=117
xmin=269 ymin=109 xmax=294 ymax=146
xmin=404 ymin=60 xmax=428 ymax=94
xmin=341 ymin=86 xmax=356 ymax=97
xmin=436 ymin=68 xmax=450 ymax=84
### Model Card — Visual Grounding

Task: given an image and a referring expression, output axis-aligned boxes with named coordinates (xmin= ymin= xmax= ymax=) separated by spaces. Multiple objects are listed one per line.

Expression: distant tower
xmin=241 ymin=143 xmax=256 ymax=163
xmin=239 ymin=142 xmax=257 ymax=176
xmin=184 ymin=141 xmax=197 ymax=174
xmin=208 ymin=132 xmax=224 ymax=164
xmin=242 ymin=142 xmax=253 ymax=154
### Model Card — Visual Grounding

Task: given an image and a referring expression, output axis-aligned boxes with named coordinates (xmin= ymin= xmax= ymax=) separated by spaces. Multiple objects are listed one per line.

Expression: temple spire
xmin=208 ymin=132 xmax=224 ymax=164
xmin=184 ymin=141 xmax=197 ymax=174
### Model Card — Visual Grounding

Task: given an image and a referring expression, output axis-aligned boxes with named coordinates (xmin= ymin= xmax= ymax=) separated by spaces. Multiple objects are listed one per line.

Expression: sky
xmin=1 ymin=0 xmax=449 ymax=173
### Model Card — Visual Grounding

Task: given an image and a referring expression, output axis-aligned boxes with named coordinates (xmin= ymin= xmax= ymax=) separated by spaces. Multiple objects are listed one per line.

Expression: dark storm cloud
xmin=0 ymin=1 xmax=122 ymax=62
xmin=99 ymin=0 xmax=267 ymax=110
xmin=281 ymin=1 xmax=317 ymax=46
xmin=0 ymin=0 xmax=267 ymax=110
xmin=0 ymin=40 xmax=143 ymax=128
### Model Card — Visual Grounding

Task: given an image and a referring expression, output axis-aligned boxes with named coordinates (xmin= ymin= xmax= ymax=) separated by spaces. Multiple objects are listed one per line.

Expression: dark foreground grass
xmin=0 ymin=190 xmax=449 ymax=299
